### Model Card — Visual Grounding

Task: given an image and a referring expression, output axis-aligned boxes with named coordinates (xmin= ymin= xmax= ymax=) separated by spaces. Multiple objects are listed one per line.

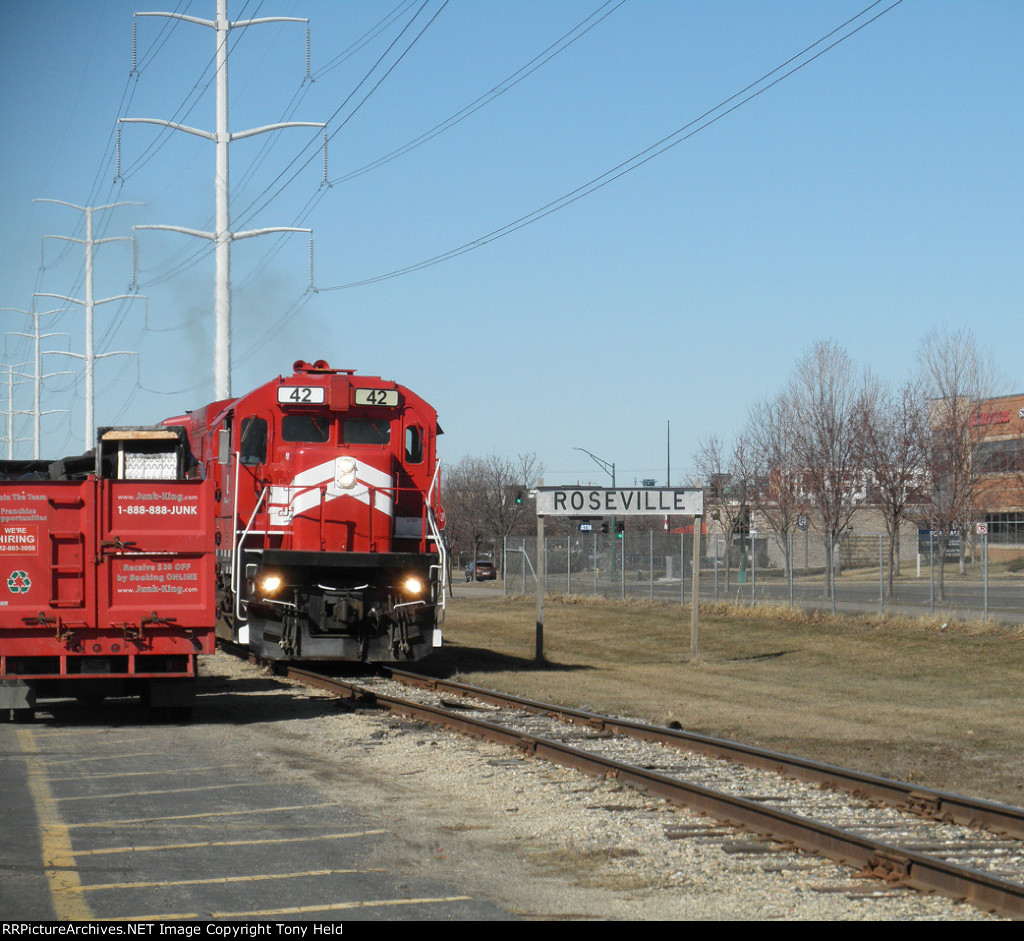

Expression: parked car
xmin=465 ymin=561 xmax=497 ymax=582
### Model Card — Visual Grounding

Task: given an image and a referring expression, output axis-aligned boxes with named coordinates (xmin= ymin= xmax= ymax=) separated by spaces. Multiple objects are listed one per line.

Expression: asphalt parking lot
xmin=1 ymin=680 xmax=510 ymax=922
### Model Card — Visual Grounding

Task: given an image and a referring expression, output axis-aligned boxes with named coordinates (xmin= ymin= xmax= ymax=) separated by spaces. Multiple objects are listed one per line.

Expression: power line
xmin=310 ymin=0 xmax=419 ymax=82
xmin=317 ymin=0 xmax=903 ymax=292
xmin=231 ymin=0 xmax=446 ymax=231
xmin=326 ymin=0 xmax=626 ymax=189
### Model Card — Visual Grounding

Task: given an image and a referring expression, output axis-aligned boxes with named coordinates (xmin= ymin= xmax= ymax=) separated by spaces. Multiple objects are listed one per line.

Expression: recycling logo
xmin=7 ymin=571 xmax=31 ymax=594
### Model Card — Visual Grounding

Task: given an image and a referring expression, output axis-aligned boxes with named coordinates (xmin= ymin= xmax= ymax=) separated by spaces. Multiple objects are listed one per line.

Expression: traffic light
xmin=616 ymin=521 xmax=625 ymax=539
xmin=515 ymin=491 xmax=523 ymax=505
xmin=600 ymin=521 xmax=609 ymax=534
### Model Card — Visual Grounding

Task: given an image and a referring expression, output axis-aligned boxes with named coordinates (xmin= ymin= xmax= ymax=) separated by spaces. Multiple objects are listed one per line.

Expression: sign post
xmin=536 ymin=508 xmax=545 ymax=663
xmin=691 ymin=518 xmax=702 ymax=659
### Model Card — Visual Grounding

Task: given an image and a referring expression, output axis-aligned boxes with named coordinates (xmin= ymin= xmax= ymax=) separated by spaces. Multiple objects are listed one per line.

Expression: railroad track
xmin=258 ymin=662 xmax=1024 ymax=919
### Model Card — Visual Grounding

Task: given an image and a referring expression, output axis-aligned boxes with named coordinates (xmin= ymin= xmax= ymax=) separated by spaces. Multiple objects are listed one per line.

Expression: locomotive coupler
xmin=318 ymin=592 xmax=363 ymax=632
xmin=279 ymin=608 xmax=300 ymax=656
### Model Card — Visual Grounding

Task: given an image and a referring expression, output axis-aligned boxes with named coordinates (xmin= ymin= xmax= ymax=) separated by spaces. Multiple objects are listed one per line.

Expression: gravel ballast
xmin=203 ymin=653 xmax=998 ymax=920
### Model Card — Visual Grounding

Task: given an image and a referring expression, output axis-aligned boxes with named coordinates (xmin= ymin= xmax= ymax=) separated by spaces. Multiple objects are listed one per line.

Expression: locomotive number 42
xmin=354 ymin=388 xmax=399 ymax=407
xmin=277 ymin=386 xmax=326 ymax=404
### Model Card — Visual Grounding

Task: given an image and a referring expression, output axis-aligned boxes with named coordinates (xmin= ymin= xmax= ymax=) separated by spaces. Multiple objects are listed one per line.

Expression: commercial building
xmin=701 ymin=392 xmax=1024 ymax=572
xmin=971 ymin=392 xmax=1024 ymax=556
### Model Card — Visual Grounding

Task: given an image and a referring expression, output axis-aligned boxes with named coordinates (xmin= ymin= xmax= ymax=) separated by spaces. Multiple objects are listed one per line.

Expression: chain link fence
xmin=499 ymin=531 xmax=1024 ymax=626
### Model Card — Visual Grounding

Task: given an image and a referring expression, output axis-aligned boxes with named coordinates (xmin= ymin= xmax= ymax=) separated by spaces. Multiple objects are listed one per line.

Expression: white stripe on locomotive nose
xmin=269 ymin=456 xmax=394 ymax=523
xmin=285 ymin=483 xmax=393 ymax=520
xmin=292 ymin=457 xmax=391 ymax=490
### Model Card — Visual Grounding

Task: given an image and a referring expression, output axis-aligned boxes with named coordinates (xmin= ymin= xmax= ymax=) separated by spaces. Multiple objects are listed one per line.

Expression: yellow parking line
xmin=38 ymin=767 xmax=224 ymax=781
xmin=74 ymin=829 xmax=387 ymax=856
xmin=16 ymin=730 xmax=93 ymax=921
xmin=67 ymin=801 xmax=348 ymax=828
xmin=85 ymin=868 xmax=385 ymax=891
xmin=54 ymin=782 xmax=261 ymax=801
xmin=213 ymin=896 xmax=475 ymax=918
xmin=31 ymin=751 xmax=170 ymax=764
xmin=114 ymin=896 xmax=474 ymax=921
xmin=28 ymin=728 xmax=132 ymax=738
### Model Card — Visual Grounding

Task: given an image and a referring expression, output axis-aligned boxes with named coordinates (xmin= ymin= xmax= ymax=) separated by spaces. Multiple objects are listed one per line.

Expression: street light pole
xmin=574 ymin=446 xmax=617 ymax=581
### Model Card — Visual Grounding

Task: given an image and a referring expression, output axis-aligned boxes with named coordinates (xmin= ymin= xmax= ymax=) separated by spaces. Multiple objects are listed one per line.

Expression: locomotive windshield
xmin=282 ymin=414 xmax=331 ymax=443
xmin=344 ymin=418 xmax=391 ymax=445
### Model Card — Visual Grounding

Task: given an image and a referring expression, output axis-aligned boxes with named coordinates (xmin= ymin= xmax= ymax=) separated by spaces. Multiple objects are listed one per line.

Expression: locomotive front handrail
xmin=426 ymin=459 xmax=447 ymax=623
xmin=233 ymin=480 xmax=269 ymax=625
xmin=367 ymin=485 xmax=375 ymax=550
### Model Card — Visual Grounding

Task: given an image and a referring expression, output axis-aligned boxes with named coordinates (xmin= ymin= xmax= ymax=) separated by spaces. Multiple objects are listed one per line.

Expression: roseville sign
xmin=535 ymin=487 xmax=704 ymax=517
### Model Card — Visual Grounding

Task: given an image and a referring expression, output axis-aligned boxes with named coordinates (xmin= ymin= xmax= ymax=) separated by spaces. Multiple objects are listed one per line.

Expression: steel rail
xmin=283 ymin=665 xmax=1024 ymax=919
xmin=383 ymin=667 xmax=1024 ymax=841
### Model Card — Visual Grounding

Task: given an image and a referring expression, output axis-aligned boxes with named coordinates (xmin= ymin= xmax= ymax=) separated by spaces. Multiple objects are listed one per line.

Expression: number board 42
xmin=354 ymin=388 xmax=398 ymax=407
xmin=277 ymin=386 xmax=326 ymax=404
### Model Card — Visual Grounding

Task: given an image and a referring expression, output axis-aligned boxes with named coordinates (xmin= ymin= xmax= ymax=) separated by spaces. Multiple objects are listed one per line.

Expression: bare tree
xmin=784 ymin=340 xmax=872 ymax=599
xmin=694 ymin=434 xmax=752 ymax=589
xmin=443 ymin=456 xmax=490 ymax=583
xmin=915 ymin=326 xmax=1001 ymax=599
xmin=744 ymin=392 xmax=805 ymax=580
xmin=478 ymin=452 xmax=544 ymax=554
xmin=442 ymin=452 xmax=544 ymax=579
xmin=856 ymin=376 xmax=929 ymax=598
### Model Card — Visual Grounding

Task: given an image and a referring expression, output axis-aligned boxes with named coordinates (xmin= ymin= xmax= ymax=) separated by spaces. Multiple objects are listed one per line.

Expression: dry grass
xmin=421 ymin=595 xmax=1024 ymax=806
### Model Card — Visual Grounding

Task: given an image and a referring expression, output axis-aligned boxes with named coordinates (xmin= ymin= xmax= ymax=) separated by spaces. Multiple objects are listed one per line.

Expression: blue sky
xmin=1 ymin=0 xmax=1021 ymax=485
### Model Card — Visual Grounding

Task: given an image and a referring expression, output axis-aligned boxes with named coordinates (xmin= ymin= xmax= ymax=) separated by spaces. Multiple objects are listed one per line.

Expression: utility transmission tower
xmin=1 ymin=363 xmax=32 ymax=460
xmin=2 ymin=307 xmax=72 ymax=459
xmin=121 ymin=0 xmax=323 ymax=400
xmin=35 ymin=200 xmax=141 ymax=450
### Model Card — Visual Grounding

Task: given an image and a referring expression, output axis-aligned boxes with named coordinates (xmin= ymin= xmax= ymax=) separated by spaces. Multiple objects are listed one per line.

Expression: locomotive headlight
xmin=335 ymin=456 xmax=358 ymax=490
xmin=401 ymin=576 xmax=426 ymax=597
xmin=260 ymin=575 xmax=283 ymax=595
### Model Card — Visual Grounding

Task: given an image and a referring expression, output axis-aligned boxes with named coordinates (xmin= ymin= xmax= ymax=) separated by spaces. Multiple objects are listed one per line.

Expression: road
xmin=479 ymin=570 xmax=1023 ymax=626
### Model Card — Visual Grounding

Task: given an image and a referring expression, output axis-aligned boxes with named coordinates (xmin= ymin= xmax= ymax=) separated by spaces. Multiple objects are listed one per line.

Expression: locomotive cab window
xmin=344 ymin=418 xmax=391 ymax=445
xmin=239 ymin=417 xmax=268 ymax=466
xmin=282 ymin=414 xmax=331 ymax=443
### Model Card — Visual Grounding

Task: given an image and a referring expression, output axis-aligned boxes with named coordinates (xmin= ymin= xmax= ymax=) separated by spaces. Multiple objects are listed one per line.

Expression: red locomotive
xmin=163 ymin=360 xmax=446 ymax=662
xmin=0 ymin=426 xmax=216 ymax=719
